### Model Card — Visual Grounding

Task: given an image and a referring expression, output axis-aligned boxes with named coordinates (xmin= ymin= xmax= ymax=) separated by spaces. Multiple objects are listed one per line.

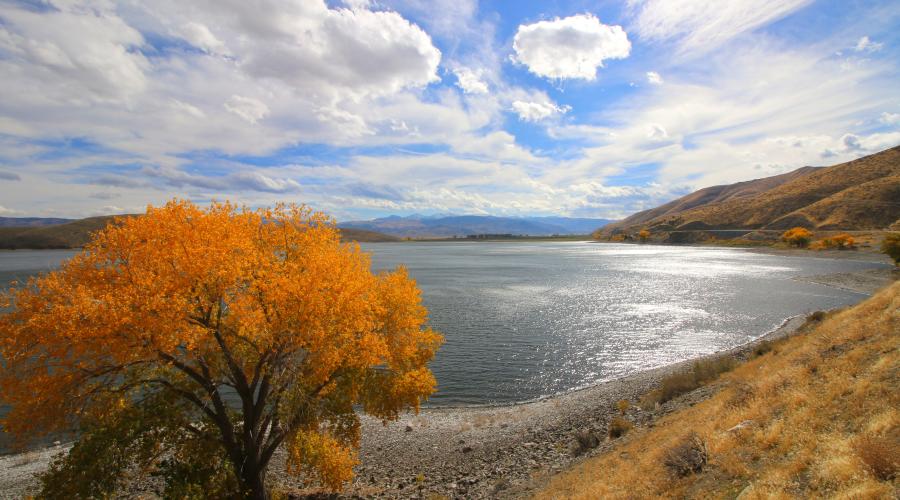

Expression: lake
xmin=0 ymin=243 xmax=887 ymax=406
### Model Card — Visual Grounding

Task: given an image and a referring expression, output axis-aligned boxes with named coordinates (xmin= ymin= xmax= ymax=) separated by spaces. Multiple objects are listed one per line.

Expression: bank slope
xmin=600 ymin=145 xmax=900 ymax=236
xmin=537 ymin=280 xmax=899 ymax=499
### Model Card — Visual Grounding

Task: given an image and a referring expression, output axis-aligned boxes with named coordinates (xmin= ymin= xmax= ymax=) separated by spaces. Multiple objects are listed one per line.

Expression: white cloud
xmin=179 ymin=22 xmax=227 ymax=55
xmin=224 ymin=95 xmax=269 ymax=124
xmin=0 ymin=205 xmax=21 ymax=216
xmin=854 ymin=36 xmax=883 ymax=53
xmin=512 ymin=14 xmax=630 ymax=80
xmin=452 ymin=67 xmax=489 ymax=94
xmin=880 ymin=112 xmax=900 ymax=125
xmin=646 ymin=71 xmax=663 ymax=85
xmin=511 ymin=100 xmax=571 ymax=122
xmin=646 ymin=123 xmax=668 ymax=140
xmin=0 ymin=2 xmax=148 ymax=103
xmin=628 ymin=0 xmax=812 ymax=56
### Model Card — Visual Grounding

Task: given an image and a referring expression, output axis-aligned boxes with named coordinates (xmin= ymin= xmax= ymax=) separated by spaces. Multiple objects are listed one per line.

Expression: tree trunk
xmin=238 ymin=457 xmax=268 ymax=500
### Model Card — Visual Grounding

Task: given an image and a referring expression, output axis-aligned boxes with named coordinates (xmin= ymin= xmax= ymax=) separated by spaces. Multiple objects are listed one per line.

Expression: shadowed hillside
xmin=600 ymin=145 xmax=900 ymax=236
xmin=0 ymin=216 xmax=398 ymax=249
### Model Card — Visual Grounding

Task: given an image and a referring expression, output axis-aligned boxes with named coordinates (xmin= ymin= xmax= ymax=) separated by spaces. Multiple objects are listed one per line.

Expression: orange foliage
xmin=0 ymin=200 xmax=441 ymax=495
xmin=781 ymin=227 xmax=813 ymax=247
xmin=638 ymin=229 xmax=651 ymax=243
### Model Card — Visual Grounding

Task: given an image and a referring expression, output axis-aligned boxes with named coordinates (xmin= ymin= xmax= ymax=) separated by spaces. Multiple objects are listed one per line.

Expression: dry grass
xmin=641 ymin=357 xmax=737 ymax=408
xmin=536 ymin=281 xmax=899 ymax=499
xmin=608 ymin=417 xmax=633 ymax=439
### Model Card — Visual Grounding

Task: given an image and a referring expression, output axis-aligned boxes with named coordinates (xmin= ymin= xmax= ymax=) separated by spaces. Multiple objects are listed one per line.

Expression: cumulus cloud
xmin=0 ymin=170 xmax=21 ymax=181
xmin=646 ymin=71 xmax=663 ymax=85
xmin=141 ymin=166 xmax=301 ymax=194
xmin=179 ymin=22 xmax=228 ymax=55
xmin=880 ymin=112 xmax=900 ymax=126
xmin=854 ymin=36 xmax=883 ymax=53
xmin=511 ymin=100 xmax=571 ymax=122
xmin=628 ymin=0 xmax=812 ymax=56
xmin=0 ymin=2 xmax=148 ymax=103
xmin=512 ymin=14 xmax=630 ymax=80
xmin=646 ymin=123 xmax=668 ymax=140
xmin=224 ymin=95 xmax=269 ymax=124
xmin=452 ymin=67 xmax=489 ymax=94
xmin=0 ymin=205 xmax=21 ymax=215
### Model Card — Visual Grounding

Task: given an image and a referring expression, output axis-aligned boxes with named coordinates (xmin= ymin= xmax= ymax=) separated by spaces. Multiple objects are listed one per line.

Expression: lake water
xmin=0 ymin=244 xmax=886 ymax=406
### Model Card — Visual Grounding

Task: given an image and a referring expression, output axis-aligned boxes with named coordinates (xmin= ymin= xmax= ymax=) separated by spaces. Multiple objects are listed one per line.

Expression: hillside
xmin=538 ymin=280 xmax=899 ymax=499
xmin=0 ymin=217 xmax=74 ymax=228
xmin=0 ymin=216 xmax=398 ymax=249
xmin=0 ymin=216 xmax=122 ymax=249
xmin=600 ymin=145 xmax=900 ymax=236
xmin=341 ymin=215 xmax=614 ymax=238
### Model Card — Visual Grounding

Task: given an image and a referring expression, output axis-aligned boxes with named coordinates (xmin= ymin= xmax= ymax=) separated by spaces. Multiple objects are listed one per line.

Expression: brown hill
xmin=601 ymin=145 xmax=900 ymax=235
xmin=0 ymin=216 xmax=398 ymax=249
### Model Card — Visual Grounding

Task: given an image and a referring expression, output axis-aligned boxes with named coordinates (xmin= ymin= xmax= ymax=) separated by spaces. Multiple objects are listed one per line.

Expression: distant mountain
xmin=0 ymin=217 xmax=74 ymax=227
xmin=339 ymin=215 xmax=615 ymax=238
xmin=0 ymin=216 xmax=398 ymax=249
xmin=600 ymin=145 xmax=900 ymax=236
xmin=0 ymin=216 xmax=121 ymax=249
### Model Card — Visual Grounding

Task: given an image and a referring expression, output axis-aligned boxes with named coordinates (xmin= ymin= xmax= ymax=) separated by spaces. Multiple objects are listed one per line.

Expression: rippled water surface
xmin=0 ymin=244 xmax=886 ymax=406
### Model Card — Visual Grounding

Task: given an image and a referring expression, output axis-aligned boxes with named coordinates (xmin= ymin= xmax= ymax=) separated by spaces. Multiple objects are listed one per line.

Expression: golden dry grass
xmin=536 ymin=281 xmax=899 ymax=499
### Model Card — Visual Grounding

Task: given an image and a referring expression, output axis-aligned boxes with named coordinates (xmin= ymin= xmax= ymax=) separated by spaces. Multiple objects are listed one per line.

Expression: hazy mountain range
xmin=339 ymin=215 xmax=615 ymax=238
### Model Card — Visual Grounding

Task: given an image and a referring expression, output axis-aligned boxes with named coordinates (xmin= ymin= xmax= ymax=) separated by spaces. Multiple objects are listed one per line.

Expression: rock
xmin=728 ymin=420 xmax=754 ymax=432
xmin=405 ymin=425 xmax=414 ymax=432
xmin=462 ymin=446 xmax=473 ymax=453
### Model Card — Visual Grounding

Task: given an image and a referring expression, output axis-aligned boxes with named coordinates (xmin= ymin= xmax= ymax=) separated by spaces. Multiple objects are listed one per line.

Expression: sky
xmin=0 ymin=0 xmax=899 ymax=221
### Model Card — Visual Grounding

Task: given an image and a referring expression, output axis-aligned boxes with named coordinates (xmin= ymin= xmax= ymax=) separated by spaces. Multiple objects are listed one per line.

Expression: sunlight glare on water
xmin=0 ymin=243 xmax=887 ymax=406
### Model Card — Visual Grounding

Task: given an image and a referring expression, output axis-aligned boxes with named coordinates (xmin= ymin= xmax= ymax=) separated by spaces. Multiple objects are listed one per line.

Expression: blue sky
xmin=0 ymin=0 xmax=898 ymax=220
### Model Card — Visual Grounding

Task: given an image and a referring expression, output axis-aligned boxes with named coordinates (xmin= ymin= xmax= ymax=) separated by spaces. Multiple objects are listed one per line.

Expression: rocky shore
xmin=270 ymin=315 xmax=807 ymax=499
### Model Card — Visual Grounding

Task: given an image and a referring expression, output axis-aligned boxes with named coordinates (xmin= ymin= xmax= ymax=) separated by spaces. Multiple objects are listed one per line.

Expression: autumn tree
xmin=781 ymin=227 xmax=813 ymax=248
xmin=638 ymin=229 xmax=651 ymax=243
xmin=830 ymin=233 xmax=856 ymax=250
xmin=0 ymin=200 xmax=442 ymax=498
xmin=882 ymin=233 xmax=900 ymax=265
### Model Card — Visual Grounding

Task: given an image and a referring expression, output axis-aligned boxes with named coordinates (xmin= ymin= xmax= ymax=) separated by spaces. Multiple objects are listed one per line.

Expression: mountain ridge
xmin=599 ymin=145 xmax=900 ymax=236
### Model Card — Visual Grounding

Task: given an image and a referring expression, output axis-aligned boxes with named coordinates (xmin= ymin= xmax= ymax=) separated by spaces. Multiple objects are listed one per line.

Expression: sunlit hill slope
xmin=600 ymin=145 xmax=900 ymax=236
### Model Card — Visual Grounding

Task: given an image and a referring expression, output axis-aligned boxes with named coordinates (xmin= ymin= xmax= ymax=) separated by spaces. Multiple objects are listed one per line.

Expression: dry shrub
xmin=573 ymin=429 xmax=601 ymax=455
xmin=727 ymin=381 xmax=755 ymax=408
xmin=752 ymin=340 xmax=774 ymax=357
xmin=663 ymin=433 xmax=708 ymax=477
xmin=615 ymin=399 xmax=630 ymax=414
xmin=608 ymin=417 xmax=633 ymax=439
xmin=644 ymin=357 xmax=738 ymax=406
xmin=855 ymin=434 xmax=899 ymax=481
xmin=806 ymin=310 xmax=826 ymax=323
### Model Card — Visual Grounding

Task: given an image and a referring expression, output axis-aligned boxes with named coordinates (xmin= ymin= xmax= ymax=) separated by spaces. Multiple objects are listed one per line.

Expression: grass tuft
xmin=662 ymin=433 xmax=707 ymax=477
xmin=608 ymin=417 xmax=633 ymax=439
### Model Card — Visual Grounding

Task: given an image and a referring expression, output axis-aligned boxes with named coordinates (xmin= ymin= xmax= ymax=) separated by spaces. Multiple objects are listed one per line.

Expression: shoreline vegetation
xmin=0 ymin=265 xmax=894 ymax=498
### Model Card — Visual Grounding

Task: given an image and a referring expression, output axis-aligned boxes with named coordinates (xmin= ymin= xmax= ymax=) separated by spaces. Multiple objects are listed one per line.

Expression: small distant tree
xmin=781 ymin=227 xmax=813 ymax=248
xmin=638 ymin=229 xmax=651 ymax=243
xmin=0 ymin=200 xmax=442 ymax=498
xmin=831 ymin=233 xmax=856 ymax=250
xmin=882 ymin=233 xmax=900 ymax=265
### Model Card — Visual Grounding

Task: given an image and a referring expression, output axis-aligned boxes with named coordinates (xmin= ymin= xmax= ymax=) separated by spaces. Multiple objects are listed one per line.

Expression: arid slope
xmin=537 ymin=281 xmax=899 ymax=499
xmin=601 ymin=145 xmax=900 ymax=235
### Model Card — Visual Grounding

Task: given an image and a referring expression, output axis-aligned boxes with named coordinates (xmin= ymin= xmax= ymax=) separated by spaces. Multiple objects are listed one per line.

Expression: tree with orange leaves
xmin=781 ymin=227 xmax=813 ymax=248
xmin=0 ymin=200 xmax=442 ymax=498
